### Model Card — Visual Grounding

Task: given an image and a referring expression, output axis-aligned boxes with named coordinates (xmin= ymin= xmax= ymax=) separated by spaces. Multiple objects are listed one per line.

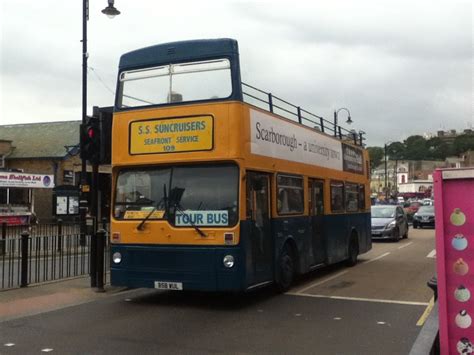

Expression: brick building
xmin=0 ymin=121 xmax=81 ymax=222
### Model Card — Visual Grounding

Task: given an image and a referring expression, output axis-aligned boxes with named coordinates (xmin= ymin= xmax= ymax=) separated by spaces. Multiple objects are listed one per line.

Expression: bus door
xmin=309 ymin=179 xmax=326 ymax=265
xmin=246 ymin=172 xmax=273 ymax=284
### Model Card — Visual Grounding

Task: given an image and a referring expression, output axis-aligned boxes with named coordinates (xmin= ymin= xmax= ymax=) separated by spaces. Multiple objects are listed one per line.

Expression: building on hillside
xmin=370 ymin=159 xmax=445 ymax=198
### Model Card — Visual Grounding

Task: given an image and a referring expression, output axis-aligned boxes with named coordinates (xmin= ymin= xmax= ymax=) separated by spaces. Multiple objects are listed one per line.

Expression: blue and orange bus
xmin=110 ymin=38 xmax=371 ymax=292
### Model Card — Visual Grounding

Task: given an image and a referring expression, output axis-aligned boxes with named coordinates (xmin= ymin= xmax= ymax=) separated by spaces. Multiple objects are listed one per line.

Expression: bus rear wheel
xmin=276 ymin=245 xmax=295 ymax=293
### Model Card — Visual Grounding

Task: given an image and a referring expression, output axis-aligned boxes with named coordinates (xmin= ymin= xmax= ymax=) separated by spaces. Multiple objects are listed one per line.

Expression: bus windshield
xmin=114 ymin=164 xmax=239 ymax=226
xmin=118 ymin=58 xmax=232 ymax=108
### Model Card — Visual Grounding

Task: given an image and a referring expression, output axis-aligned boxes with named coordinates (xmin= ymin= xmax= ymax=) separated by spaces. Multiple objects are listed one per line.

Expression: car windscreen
xmin=417 ymin=206 xmax=434 ymax=214
xmin=114 ymin=164 xmax=239 ymax=226
xmin=371 ymin=207 xmax=396 ymax=218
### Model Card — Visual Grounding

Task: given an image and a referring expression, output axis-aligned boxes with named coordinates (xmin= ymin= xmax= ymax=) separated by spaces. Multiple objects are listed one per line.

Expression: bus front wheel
xmin=276 ymin=245 xmax=295 ymax=292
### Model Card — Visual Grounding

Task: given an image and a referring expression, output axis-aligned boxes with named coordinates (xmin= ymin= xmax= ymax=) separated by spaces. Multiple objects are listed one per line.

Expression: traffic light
xmin=80 ymin=116 xmax=101 ymax=164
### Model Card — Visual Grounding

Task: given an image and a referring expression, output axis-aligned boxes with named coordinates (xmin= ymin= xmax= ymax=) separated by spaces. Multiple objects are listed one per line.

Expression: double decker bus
xmin=110 ymin=38 xmax=371 ymax=292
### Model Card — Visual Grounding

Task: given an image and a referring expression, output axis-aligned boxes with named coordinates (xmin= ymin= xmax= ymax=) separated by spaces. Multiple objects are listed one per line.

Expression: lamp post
xmin=81 ymin=0 xmax=121 ymax=190
xmin=333 ymin=107 xmax=353 ymax=137
xmin=384 ymin=141 xmax=393 ymax=200
xmin=81 ymin=0 xmax=120 ymax=289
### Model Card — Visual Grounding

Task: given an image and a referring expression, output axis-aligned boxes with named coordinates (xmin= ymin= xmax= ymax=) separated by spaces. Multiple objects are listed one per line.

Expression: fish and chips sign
xmin=0 ymin=173 xmax=55 ymax=189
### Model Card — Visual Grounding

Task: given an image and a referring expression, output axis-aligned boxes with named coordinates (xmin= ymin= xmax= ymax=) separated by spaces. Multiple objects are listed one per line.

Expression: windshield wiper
xmin=173 ymin=203 xmax=207 ymax=237
xmin=136 ymin=184 xmax=168 ymax=231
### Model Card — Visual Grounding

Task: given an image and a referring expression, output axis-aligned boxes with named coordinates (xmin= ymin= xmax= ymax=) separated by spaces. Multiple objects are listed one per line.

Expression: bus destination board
xmin=130 ymin=116 xmax=213 ymax=154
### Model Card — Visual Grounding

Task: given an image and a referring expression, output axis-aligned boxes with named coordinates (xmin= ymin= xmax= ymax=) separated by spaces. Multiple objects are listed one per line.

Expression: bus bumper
xmin=110 ymin=244 xmax=245 ymax=292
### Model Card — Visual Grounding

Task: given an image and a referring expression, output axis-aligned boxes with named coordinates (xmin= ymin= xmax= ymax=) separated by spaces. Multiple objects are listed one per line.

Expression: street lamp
xmin=333 ymin=107 xmax=352 ymax=137
xmin=81 ymin=0 xmax=121 ymax=190
xmin=102 ymin=0 xmax=121 ymax=18
xmin=81 ymin=0 xmax=120 ymax=289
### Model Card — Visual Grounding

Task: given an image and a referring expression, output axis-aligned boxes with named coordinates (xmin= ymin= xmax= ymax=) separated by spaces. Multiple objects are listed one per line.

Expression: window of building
xmin=9 ymin=188 xmax=29 ymax=205
xmin=330 ymin=181 xmax=344 ymax=212
xmin=277 ymin=175 xmax=304 ymax=214
xmin=0 ymin=188 xmax=7 ymax=204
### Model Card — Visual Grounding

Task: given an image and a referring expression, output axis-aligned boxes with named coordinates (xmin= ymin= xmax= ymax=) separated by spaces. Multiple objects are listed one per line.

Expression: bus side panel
xmin=358 ymin=212 xmax=372 ymax=254
xmin=324 ymin=212 xmax=371 ymax=264
xmin=271 ymin=216 xmax=312 ymax=274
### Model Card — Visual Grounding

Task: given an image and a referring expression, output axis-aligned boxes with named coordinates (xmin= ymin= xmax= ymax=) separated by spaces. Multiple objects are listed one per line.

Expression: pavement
xmin=0 ymin=277 xmax=127 ymax=323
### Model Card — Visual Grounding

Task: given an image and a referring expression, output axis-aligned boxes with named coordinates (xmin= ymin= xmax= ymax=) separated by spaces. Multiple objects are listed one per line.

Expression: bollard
xmin=57 ymin=219 xmax=63 ymax=251
xmin=20 ymin=230 xmax=30 ymax=287
xmin=96 ymin=229 xmax=106 ymax=292
xmin=0 ymin=222 xmax=6 ymax=256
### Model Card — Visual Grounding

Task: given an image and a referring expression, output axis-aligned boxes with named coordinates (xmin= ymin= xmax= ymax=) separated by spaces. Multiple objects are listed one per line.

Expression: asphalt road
xmin=0 ymin=228 xmax=436 ymax=354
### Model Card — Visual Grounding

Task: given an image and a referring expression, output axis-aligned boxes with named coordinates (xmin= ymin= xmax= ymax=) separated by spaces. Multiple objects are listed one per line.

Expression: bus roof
xmin=119 ymin=38 xmax=239 ymax=70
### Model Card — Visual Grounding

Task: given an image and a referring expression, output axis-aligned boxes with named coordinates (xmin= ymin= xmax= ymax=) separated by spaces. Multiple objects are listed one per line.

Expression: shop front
xmin=0 ymin=171 xmax=55 ymax=226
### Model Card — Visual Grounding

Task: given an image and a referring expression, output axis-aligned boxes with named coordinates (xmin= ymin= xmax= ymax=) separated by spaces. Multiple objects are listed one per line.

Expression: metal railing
xmin=0 ymin=221 xmax=110 ymax=290
xmin=242 ymin=82 xmax=365 ymax=146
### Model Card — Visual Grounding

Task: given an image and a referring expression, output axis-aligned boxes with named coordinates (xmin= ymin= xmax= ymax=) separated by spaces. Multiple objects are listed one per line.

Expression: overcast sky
xmin=0 ymin=1 xmax=472 ymax=146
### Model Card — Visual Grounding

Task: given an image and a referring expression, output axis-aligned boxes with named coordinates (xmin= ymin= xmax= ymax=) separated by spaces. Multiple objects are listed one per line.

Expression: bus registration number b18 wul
xmin=154 ymin=281 xmax=183 ymax=290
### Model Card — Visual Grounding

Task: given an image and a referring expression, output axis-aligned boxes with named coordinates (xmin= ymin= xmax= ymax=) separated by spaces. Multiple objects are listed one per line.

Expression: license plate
xmin=372 ymin=231 xmax=382 ymax=235
xmin=154 ymin=281 xmax=183 ymax=290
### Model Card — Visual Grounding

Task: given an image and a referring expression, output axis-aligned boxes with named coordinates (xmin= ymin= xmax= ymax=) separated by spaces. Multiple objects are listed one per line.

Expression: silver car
xmin=371 ymin=205 xmax=409 ymax=242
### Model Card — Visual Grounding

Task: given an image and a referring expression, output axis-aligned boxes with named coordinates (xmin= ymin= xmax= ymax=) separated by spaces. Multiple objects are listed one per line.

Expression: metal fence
xmin=242 ymin=82 xmax=366 ymax=146
xmin=0 ymin=222 xmax=110 ymax=290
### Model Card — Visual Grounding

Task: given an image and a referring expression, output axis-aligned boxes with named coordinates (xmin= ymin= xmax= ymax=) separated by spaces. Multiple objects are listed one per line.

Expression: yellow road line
xmin=416 ymin=296 xmax=435 ymax=326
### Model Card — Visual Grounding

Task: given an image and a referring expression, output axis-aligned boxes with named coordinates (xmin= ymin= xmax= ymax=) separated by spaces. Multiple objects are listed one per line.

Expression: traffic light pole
xmin=80 ymin=0 xmax=89 ymax=267
xmin=89 ymin=162 xmax=99 ymax=288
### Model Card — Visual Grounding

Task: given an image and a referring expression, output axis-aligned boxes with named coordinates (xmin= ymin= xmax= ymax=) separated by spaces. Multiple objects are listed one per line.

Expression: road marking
xmin=293 ymin=251 xmax=392 ymax=294
xmin=362 ymin=252 xmax=390 ymax=265
xmin=416 ymin=296 xmax=435 ymax=326
xmin=293 ymin=271 xmax=349 ymax=294
xmin=285 ymin=293 xmax=430 ymax=306
xmin=398 ymin=241 xmax=414 ymax=250
xmin=4 ymin=343 xmax=15 ymax=347
xmin=426 ymin=249 xmax=436 ymax=258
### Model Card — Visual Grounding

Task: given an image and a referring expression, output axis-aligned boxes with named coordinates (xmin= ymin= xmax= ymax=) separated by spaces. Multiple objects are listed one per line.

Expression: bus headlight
xmin=223 ymin=255 xmax=235 ymax=268
xmin=112 ymin=252 xmax=122 ymax=264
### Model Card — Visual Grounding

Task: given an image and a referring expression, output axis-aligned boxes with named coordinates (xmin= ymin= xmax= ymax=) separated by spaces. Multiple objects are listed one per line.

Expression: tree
xmin=367 ymin=146 xmax=384 ymax=172
xmin=386 ymin=141 xmax=405 ymax=160
xmin=404 ymin=135 xmax=428 ymax=160
xmin=426 ymin=137 xmax=453 ymax=160
xmin=453 ymin=134 xmax=474 ymax=155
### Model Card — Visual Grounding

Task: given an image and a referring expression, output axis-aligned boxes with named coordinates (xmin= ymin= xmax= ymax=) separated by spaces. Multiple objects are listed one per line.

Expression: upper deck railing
xmin=242 ymin=82 xmax=366 ymax=147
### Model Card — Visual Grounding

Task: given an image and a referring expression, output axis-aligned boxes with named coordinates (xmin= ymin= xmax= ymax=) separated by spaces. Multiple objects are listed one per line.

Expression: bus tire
xmin=346 ymin=233 xmax=359 ymax=267
xmin=276 ymin=244 xmax=295 ymax=293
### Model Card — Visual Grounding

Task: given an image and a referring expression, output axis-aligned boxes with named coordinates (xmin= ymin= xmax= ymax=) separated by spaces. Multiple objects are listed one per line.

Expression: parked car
xmin=371 ymin=205 xmax=409 ymax=241
xmin=413 ymin=205 xmax=435 ymax=228
xmin=422 ymin=198 xmax=434 ymax=206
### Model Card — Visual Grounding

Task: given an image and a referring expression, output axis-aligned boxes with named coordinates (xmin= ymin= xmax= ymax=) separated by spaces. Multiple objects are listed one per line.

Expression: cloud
xmin=0 ymin=0 xmax=472 ymax=146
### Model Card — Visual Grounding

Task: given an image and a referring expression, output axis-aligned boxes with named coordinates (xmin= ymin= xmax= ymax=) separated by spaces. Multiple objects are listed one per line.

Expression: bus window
xmin=311 ymin=180 xmax=324 ymax=215
xmin=345 ymin=183 xmax=359 ymax=212
xmin=277 ymin=175 xmax=304 ymax=214
xmin=119 ymin=59 xmax=232 ymax=108
xmin=330 ymin=181 xmax=344 ymax=212
xmin=359 ymin=184 xmax=366 ymax=210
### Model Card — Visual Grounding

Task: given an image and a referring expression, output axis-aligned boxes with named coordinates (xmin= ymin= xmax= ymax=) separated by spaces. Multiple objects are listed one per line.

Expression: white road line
xmin=398 ymin=241 xmax=414 ymax=250
xmin=362 ymin=252 xmax=390 ymax=265
xmin=285 ymin=293 xmax=430 ymax=306
xmin=427 ymin=249 xmax=436 ymax=258
xmin=293 ymin=270 xmax=349 ymax=294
